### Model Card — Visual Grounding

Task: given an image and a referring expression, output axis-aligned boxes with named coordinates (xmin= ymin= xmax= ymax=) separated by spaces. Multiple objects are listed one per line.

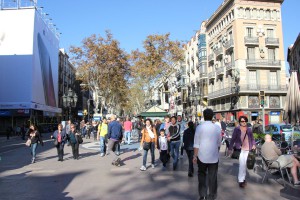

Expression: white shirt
xmin=159 ymin=136 xmax=168 ymax=151
xmin=194 ymin=121 xmax=222 ymax=163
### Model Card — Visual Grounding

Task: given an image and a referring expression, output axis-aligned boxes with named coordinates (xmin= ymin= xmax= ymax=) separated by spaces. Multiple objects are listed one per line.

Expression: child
xmin=158 ymin=129 xmax=168 ymax=168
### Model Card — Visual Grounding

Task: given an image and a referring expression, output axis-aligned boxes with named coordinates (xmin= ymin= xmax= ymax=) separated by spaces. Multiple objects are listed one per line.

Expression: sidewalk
xmin=0 ymin=137 xmax=299 ymax=200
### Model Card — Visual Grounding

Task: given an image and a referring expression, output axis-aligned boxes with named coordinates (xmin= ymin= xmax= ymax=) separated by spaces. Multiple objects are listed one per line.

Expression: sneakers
xmin=151 ymin=164 xmax=155 ymax=169
xmin=140 ymin=165 xmax=146 ymax=171
xmin=100 ymin=153 xmax=104 ymax=157
xmin=31 ymin=158 xmax=35 ymax=164
xmin=294 ymin=181 xmax=300 ymax=186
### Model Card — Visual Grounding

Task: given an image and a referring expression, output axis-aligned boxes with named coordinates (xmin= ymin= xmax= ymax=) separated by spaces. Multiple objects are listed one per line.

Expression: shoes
xmin=239 ymin=182 xmax=246 ymax=188
xmin=199 ymin=197 xmax=206 ymax=200
xmin=180 ymin=155 xmax=184 ymax=159
xmin=243 ymin=180 xmax=247 ymax=186
xmin=188 ymin=172 xmax=193 ymax=177
xmin=140 ymin=165 xmax=146 ymax=171
xmin=173 ymin=165 xmax=177 ymax=171
xmin=151 ymin=164 xmax=155 ymax=169
xmin=294 ymin=181 xmax=300 ymax=186
xmin=100 ymin=153 xmax=104 ymax=157
xmin=31 ymin=158 xmax=35 ymax=164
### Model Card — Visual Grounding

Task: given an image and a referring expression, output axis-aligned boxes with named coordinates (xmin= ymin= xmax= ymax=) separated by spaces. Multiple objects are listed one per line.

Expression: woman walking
xmin=228 ymin=116 xmax=256 ymax=188
xmin=140 ymin=118 xmax=157 ymax=171
xmin=52 ymin=124 xmax=67 ymax=161
xmin=27 ymin=125 xmax=43 ymax=164
xmin=69 ymin=124 xmax=81 ymax=160
xmin=183 ymin=121 xmax=195 ymax=177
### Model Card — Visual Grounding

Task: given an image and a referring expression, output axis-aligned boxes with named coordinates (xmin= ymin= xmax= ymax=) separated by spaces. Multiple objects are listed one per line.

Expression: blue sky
xmin=39 ymin=0 xmax=299 ymax=67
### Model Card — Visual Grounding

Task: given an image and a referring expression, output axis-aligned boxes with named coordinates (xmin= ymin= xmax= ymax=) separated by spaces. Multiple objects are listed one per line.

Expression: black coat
xmin=183 ymin=127 xmax=195 ymax=150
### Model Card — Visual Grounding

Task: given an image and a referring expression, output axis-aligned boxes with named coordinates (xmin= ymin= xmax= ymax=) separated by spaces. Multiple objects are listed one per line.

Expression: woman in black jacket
xmin=27 ymin=125 xmax=43 ymax=164
xmin=183 ymin=121 xmax=195 ymax=177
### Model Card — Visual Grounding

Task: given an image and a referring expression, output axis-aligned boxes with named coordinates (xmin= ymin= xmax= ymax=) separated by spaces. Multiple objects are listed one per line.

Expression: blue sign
xmin=270 ymin=111 xmax=280 ymax=116
xmin=251 ymin=112 xmax=258 ymax=116
xmin=0 ymin=110 xmax=11 ymax=116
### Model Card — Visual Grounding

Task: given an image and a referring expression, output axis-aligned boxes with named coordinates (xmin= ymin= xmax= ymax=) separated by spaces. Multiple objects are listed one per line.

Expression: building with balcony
xmin=287 ymin=33 xmax=300 ymax=85
xmin=205 ymin=0 xmax=287 ymax=123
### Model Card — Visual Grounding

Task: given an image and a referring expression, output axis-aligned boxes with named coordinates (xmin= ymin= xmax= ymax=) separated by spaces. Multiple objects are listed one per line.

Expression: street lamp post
xmin=63 ymin=88 xmax=78 ymax=121
xmin=195 ymin=90 xmax=201 ymax=120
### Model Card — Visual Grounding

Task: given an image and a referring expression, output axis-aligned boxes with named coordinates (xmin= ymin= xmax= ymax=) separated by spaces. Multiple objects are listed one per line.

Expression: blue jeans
xmin=31 ymin=143 xmax=38 ymax=160
xmin=143 ymin=142 xmax=155 ymax=166
xmin=99 ymin=136 xmax=106 ymax=154
xmin=124 ymin=131 xmax=131 ymax=144
xmin=170 ymin=141 xmax=181 ymax=168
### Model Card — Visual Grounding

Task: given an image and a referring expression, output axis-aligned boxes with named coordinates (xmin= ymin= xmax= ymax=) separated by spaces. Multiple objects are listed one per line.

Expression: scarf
xmin=146 ymin=125 xmax=155 ymax=139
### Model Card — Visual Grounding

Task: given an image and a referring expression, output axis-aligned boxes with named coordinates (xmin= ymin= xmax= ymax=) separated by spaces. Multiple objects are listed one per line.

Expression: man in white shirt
xmin=193 ymin=108 xmax=221 ymax=200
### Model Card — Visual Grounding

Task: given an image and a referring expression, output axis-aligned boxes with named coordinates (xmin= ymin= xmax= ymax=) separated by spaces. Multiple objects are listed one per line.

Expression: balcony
xmin=208 ymin=71 xmax=215 ymax=80
xmin=244 ymin=36 xmax=259 ymax=46
xmin=200 ymin=72 xmax=208 ymax=79
xmin=199 ymin=55 xmax=207 ymax=62
xmin=239 ymin=84 xmax=288 ymax=92
xmin=224 ymin=39 xmax=234 ymax=51
xmin=208 ymin=53 xmax=214 ymax=63
xmin=191 ymin=67 xmax=195 ymax=74
xmin=246 ymin=59 xmax=281 ymax=68
xmin=226 ymin=62 xmax=235 ymax=71
xmin=265 ymin=37 xmax=279 ymax=47
xmin=214 ymin=47 xmax=223 ymax=59
xmin=208 ymin=86 xmax=235 ymax=99
xmin=216 ymin=66 xmax=225 ymax=76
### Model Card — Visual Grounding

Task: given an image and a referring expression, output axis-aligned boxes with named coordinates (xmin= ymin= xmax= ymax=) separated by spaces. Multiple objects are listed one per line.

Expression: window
xmin=268 ymin=48 xmax=276 ymax=60
xmin=249 ymin=70 xmax=257 ymax=89
xmin=270 ymin=71 xmax=277 ymax=89
xmin=245 ymin=8 xmax=251 ymax=18
xmin=247 ymin=47 xmax=255 ymax=60
xmin=267 ymin=29 xmax=274 ymax=38
xmin=246 ymin=27 xmax=254 ymax=37
xmin=266 ymin=10 xmax=271 ymax=20
xmin=252 ymin=8 xmax=257 ymax=19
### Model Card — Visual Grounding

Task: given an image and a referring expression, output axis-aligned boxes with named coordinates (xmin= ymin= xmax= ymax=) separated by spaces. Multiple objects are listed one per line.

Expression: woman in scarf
xmin=27 ymin=125 xmax=43 ymax=164
xmin=140 ymin=118 xmax=157 ymax=171
xmin=51 ymin=124 xmax=67 ymax=161
xmin=69 ymin=124 xmax=81 ymax=160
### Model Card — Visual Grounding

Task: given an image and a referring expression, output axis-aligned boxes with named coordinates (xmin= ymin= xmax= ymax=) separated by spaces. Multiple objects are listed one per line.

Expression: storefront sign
xmin=270 ymin=111 xmax=280 ymax=116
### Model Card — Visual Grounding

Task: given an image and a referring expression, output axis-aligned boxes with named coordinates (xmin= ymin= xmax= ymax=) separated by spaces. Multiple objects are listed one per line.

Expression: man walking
xmin=177 ymin=115 xmax=186 ymax=158
xmin=193 ymin=108 xmax=221 ymax=200
xmin=168 ymin=116 xmax=181 ymax=170
xmin=107 ymin=115 xmax=123 ymax=162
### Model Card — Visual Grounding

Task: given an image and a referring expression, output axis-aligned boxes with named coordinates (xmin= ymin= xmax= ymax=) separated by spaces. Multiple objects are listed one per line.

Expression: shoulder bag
xmin=231 ymin=130 xmax=248 ymax=159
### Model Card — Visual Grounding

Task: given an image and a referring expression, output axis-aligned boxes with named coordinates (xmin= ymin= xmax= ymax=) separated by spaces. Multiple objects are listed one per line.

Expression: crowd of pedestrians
xmin=20 ymin=108 xmax=300 ymax=200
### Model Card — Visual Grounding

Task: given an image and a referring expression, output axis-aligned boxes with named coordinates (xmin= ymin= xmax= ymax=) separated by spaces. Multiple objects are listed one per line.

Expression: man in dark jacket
xmin=107 ymin=115 xmax=123 ymax=157
xmin=168 ymin=116 xmax=181 ymax=170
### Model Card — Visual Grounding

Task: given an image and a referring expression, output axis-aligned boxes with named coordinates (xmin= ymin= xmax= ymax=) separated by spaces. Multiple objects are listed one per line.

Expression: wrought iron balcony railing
xmin=244 ymin=36 xmax=259 ymax=45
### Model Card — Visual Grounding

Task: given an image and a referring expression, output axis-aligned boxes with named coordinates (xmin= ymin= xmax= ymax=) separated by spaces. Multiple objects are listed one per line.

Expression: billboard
xmin=0 ymin=8 xmax=60 ymax=113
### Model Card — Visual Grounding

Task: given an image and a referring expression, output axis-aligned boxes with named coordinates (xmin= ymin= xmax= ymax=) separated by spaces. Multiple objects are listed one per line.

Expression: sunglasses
xmin=240 ymin=121 xmax=246 ymax=123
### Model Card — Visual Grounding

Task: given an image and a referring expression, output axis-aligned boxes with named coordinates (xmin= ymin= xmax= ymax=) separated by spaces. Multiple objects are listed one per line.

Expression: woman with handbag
xmin=139 ymin=118 xmax=157 ymax=171
xmin=51 ymin=124 xmax=67 ymax=161
xmin=27 ymin=125 xmax=43 ymax=164
xmin=228 ymin=116 xmax=256 ymax=188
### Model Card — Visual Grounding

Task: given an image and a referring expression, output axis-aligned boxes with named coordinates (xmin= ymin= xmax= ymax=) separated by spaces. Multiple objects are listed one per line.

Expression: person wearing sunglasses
xmin=228 ymin=116 xmax=256 ymax=188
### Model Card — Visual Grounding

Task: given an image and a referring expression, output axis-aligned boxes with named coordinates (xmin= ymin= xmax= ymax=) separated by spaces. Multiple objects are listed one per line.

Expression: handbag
xmin=231 ymin=147 xmax=241 ymax=159
xmin=77 ymin=135 xmax=83 ymax=144
xmin=25 ymin=138 xmax=31 ymax=147
xmin=53 ymin=139 xmax=59 ymax=147
xmin=143 ymin=142 xmax=151 ymax=150
xmin=231 ymin=130 xmax=248 ymax=159
xmin=247 ymin=149 xmax=256 ymax=169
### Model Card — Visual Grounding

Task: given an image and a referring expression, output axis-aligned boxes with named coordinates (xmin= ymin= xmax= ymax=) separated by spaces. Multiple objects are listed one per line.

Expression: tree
xmin=129 ymin=33 xmax=184 ymax=113
xmin=70 ymin=30 xmax=130 ymax=115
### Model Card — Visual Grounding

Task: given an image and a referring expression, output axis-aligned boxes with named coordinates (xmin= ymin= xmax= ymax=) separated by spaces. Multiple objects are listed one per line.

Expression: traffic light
xmin=259 ymin=91 xmax=265 ymax=107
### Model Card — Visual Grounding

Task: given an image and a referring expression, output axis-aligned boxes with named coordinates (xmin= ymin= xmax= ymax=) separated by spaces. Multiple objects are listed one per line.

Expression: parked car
xmin=264 ymin=123 xmax=292 ymax=142
xmin=225 ymin=122 xmax=252 ymax=138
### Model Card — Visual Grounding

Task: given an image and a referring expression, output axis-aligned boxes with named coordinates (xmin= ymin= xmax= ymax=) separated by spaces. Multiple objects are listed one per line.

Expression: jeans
xmin=56 ymin=143 xmax=65 ymax=160
xmin=143 ymin=142 xmax=155 ymax=166
xmin=31 ymin=143 xmax=38 ymax=160
xmin=238 ymin=150 xmax=249 ymax=182
xmin=71 ymin=142 xmax=79 ymax=159
xmin=197 ymin=158 xmax=219 ymax=200
xmin=99 ymin=136 xmax=106 ymax=154
xmin=124 ymin=131 xmax=131 ymax=144
xmin=185 ymin=149 xmax=194 ymax=173
xmin=170 ymin=140 xmax=181 ymax=168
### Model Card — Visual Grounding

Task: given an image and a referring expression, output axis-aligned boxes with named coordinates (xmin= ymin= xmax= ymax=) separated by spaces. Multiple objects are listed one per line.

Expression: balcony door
xmin=249 ymin=70 xmax=257 ymax=89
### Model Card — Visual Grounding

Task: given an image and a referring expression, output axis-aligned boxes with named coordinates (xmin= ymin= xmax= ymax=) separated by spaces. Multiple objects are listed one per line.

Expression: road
xmin=0 ymin=135 xmax=299 ymax=200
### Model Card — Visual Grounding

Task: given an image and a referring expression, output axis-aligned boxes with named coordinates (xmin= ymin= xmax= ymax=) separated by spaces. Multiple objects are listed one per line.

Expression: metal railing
xmin=208 ymin=71 xmax=215 ymax=79
xmin=216 ymin=66 xmax=225 ymax=76
xmin=226 ymin=62 xmax=235 ymax=71
xmin=239 ymin=84 xmax=288 ymax=91
xmin=215 ymin=47 xmax=223 ymax=57
xmin=224 ymin=39 xmax=234 ymax=49
xmin=207 ymin=86 xmax=235 ymax=99
xmin=246 ymin=59 xmax=281 ymax=66
xmin=208 ymin=54 xmax=214 ymax=62
xmin=265 ymin=37 xmax=279 ymax=46
xmin=244 ymin=36 xmax=259 ymax=44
